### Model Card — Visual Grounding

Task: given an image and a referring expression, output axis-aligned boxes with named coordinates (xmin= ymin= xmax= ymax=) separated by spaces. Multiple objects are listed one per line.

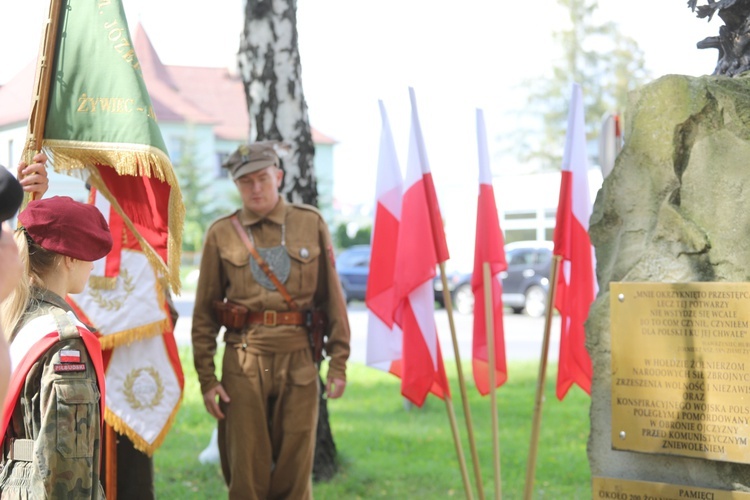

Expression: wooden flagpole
xmin=483 ymin=263 xmax=501 ymax=499
xmin=440 ymin=262 xmax=485 ymax=500
xmin=443 ymin=396 xmax=475 ymax=500
xmin=22 ymin=0 xmax=63 ymax=205
xmin=523 ymin=255 xmax=562 ymax=500
xmin=105 ymin=422 xmax=118 ymax=499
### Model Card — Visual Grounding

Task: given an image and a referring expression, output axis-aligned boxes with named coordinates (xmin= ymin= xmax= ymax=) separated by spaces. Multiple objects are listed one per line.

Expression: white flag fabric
xmin=365 ymin=100 xmax=403 ymax=373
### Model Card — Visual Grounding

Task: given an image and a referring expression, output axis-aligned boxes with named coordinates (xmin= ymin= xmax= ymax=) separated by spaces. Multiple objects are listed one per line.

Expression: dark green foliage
xmin=174 ymin=135 xmax=225 ymax=255
xmin=335 ymin=223 xmax=372 ymax=249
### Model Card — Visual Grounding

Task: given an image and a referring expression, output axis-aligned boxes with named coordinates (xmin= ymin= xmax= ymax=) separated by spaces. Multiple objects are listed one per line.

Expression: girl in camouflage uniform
xmin=0 ymin=196 xmax=112 ymax=499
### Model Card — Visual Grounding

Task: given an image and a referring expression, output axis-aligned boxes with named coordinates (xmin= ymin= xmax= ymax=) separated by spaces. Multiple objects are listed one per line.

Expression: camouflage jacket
xmin=0 ymin=289 xmax=105 ymax=499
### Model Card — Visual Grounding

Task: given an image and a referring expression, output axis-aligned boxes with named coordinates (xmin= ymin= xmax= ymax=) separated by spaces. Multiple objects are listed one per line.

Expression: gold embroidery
xmin=123 ymin=366 xmax=165 ymax=410
xmin=88 ymin=268 xmax=135 ymax=310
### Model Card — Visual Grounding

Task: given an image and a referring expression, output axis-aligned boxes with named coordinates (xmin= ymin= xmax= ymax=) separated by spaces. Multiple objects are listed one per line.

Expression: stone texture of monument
xmin=588 ymin=74 xmax=750 ymax=488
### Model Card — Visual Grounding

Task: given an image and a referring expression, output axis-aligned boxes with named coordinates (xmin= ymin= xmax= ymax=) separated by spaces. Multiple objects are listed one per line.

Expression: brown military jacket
xmin=191 ymin=198 xmax=351 ymax=394
xmin=0 ymin=289 xmax=104 ymax=499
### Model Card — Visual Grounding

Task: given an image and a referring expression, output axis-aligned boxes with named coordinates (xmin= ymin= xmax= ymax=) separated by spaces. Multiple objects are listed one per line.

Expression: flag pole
xmin=443 ymin=395 xmax=475 ymax=500
xmin=483 ymin=263 xmax=502 ymax=499
xmin=105 ymin=422 xmax=118 ymax=499
xmin=523 ymin=255 xmax=562 ymax=500
xmin=440 ymin=262 xmax=485 ymax=500
xmin=22 ymin=0 xmax=63 ymax=205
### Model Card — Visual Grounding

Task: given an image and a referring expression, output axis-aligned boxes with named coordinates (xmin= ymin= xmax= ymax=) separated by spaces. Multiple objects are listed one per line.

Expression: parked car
xmin=434 ymin=240 xmax=554 ymax=317
xmin=336 ymin=245 xmax=371 ymax=303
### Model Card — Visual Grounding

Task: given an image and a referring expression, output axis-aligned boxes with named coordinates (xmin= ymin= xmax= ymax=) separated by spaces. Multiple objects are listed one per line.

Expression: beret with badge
xmin=223 ymin=141 xmax=290 ymax=180
xmin=18 ymin=196 xmax=113 ymax=262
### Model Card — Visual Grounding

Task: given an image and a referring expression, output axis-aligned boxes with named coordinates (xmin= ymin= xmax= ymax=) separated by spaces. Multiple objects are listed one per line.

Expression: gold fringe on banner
xmin=43 ymin=141 xmax=184 ymax=294
xmin=104 ymin=391 xmax=183 ymax=457
xmin=98 ymin=318 xmax=170 ymax=350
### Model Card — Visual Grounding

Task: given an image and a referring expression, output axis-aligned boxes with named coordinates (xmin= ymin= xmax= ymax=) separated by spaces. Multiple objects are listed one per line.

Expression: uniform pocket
xmin=54 ymin=380 xmax=99 ymax=459
xmin=283 ymin=358 xmax=320 ymax=432
xmin=286 ymin=244 xmax=321 ymax=298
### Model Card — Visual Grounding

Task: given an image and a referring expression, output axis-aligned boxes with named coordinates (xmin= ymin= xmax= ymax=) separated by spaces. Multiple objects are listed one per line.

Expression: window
xmin=216 ymin=152 xmax=229 ymax=178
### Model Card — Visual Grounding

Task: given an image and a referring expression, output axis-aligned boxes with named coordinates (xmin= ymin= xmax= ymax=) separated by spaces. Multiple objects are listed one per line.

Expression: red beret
xmin=18 ymin=196 xmax=113 ymax=262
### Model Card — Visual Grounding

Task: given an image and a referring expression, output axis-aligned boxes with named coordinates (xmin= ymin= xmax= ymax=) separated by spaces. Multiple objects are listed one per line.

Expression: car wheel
xmin=511 ymin=307 xmax=524 ymax=315
xmin=341 ymin=286 xmax=350 ymax=304
xmin=453 ymin=284 xmax=474 ymax=315
xmin=524 ymin=285 xmax=547 ymax=318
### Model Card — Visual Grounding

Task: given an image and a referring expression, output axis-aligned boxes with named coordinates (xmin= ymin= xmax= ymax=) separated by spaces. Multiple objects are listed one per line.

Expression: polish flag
xmin=471 ymin=109 xmax=508 ymax=395
xmin=366 ymin=100 xmax=403 ymax=375
xmin=393 ymin=88 xmax=450 ymax=407
xmin=553 ymin=83 xmax=598 ymax=400
xmin=408 ymin=87 xmax=450 ymax=264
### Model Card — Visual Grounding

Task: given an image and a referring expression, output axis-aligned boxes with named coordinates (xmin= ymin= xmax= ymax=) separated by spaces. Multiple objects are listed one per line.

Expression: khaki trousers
xmin=218 ymin=346 xmax=319 ymax=500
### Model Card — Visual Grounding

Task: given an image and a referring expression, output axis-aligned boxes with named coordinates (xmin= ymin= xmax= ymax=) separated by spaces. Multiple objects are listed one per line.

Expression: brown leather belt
xmin=247 ymin=310 xmax=307 ymax=327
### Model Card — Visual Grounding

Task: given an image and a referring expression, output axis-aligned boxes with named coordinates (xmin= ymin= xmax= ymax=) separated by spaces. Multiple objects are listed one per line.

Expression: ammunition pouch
xmin=212 ymin=300 xmax=250 ymax=330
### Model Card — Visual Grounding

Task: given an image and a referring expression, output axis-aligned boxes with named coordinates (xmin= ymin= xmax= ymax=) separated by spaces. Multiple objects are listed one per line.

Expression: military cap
xmin=18 ymin=196 xmax=113 ymax=261
xmin=223 ymin=141 xmax=287 ymax=180
xmin=0 ymin=166 xmax=23 ymax=222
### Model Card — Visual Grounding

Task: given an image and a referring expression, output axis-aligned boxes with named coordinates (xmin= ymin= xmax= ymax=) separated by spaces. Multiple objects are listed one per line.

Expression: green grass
xmin=154 ymin=348 xmax=591 ymax=499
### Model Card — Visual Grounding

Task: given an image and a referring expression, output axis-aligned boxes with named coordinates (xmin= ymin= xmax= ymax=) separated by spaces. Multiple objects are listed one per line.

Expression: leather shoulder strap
xmin=230 ymin=215 xmax=298 ymax=310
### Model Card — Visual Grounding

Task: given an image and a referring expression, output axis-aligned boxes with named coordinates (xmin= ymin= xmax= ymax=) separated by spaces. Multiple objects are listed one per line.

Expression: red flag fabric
xmin=407 ymin=87 xmax=450 ymax=264
xmin=393 ymin=89 xmax=450 ymax=407
xmin=552 ymin=83 xmax=597 ymax=400
xmin=471 ymin=109 xmax=508 ymax=395
xmin=366 ymin=100 xmax=403 ymax=376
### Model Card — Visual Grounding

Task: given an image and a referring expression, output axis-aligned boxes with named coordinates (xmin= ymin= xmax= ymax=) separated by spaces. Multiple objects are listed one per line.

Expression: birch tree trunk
xmin=239 ymin=0 xmax=317 ymax=206
xmin=238 ymin=0 xmax=338 ymax=482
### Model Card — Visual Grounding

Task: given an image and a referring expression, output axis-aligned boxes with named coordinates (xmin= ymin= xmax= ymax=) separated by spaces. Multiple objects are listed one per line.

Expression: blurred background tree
xmin=174 ymin=133 xmax=225 ymax=263
xmin=506 ymin=0 xmax=650 ymax=171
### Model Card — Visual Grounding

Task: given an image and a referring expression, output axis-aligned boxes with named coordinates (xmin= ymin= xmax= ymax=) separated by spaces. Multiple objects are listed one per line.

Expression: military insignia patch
xmin=54 ymin=363 xmax=86 ymax=373
xmin=60 ymin=349 xmax=81 ymax=363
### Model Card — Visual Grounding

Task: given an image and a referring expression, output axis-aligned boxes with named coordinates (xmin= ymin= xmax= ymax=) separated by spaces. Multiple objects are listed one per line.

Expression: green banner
xmin=45 ymin=0 xmax=167 ymax=156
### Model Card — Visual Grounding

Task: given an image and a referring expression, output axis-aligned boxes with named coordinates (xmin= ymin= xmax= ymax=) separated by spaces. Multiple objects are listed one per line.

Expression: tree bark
xmin=239 ymin=0 xmax=317 ymax=206
xmin=238 ymin=0 xmax=338 ymax=481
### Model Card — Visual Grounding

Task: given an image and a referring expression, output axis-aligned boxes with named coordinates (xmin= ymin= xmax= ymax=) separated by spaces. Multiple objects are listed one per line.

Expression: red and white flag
xmin=68 ymin=191 xmax=184 ymax=454
xmin=553 ymin=83 xmax=597 ymax=400
xmin=392 ymin=88 xmax=450 ymax=407
xmin=366 ymin=100 xmax=403 ymax=375
xmin=471 ymin=109 xmax=508 ymax=395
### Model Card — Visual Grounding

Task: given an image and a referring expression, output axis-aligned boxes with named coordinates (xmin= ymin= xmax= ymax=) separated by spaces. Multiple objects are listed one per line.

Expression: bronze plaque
xmin=611 ymin=282 xmax=750 ymax=463
xmin=593 ymin=476 xmax=750 ymax=499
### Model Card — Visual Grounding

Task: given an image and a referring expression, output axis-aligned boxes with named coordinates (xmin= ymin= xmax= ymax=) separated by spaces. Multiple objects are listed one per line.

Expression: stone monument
xmin=589 ymin=2 xmax=750 ymax=496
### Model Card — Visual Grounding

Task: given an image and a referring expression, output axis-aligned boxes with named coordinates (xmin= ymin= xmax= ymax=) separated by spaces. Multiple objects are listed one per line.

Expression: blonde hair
xmin=0 ymin=230 xmax=63 ymax=340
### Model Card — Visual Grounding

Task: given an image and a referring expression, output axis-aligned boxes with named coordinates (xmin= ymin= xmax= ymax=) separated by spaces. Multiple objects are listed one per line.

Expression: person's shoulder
xmin=206 ymin=210 xmax=240 ymax=232
xmin=288 ymin=202 xmax=324 ymax=220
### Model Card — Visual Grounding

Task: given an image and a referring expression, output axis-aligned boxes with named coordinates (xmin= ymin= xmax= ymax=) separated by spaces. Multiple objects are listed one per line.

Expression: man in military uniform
xmin=192 ymin=141 xmax=350 ymax=499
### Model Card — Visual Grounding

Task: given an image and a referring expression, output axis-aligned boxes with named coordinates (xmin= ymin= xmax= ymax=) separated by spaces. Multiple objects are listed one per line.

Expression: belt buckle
xmin=263 ymin=310 xmax=277 ymax=326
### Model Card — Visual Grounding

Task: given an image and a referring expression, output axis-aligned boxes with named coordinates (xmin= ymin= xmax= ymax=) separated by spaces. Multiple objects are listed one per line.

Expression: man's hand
xmin=17 ymin=153 xmax=49 ymax=198
xmin=203 ymin=383 xmax=231 ymax=420
xmin=326 ymin=377 xmax=346 ymax=399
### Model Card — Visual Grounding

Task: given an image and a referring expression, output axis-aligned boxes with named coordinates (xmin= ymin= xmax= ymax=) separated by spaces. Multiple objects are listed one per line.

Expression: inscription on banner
xmin=611 ymin=283 xmax=750 ymax=463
